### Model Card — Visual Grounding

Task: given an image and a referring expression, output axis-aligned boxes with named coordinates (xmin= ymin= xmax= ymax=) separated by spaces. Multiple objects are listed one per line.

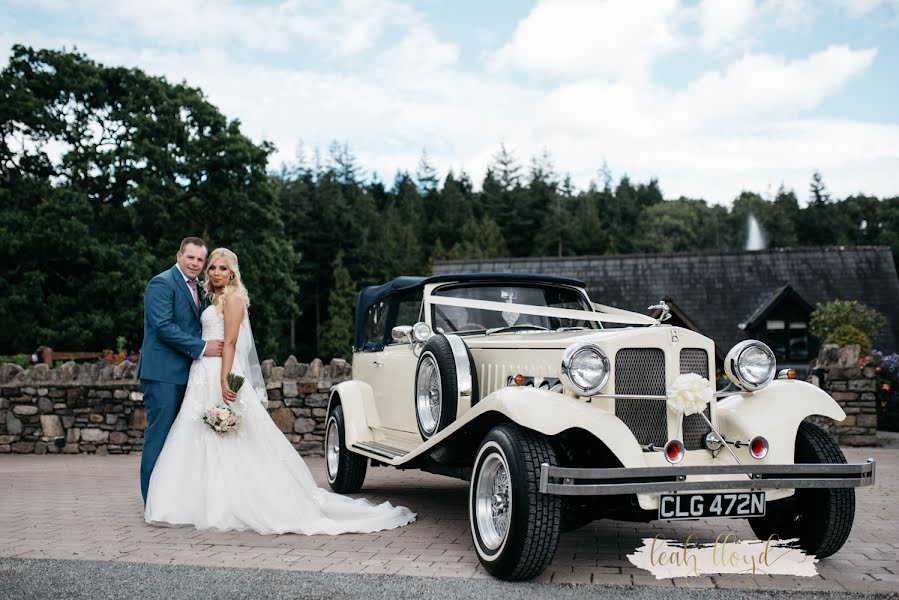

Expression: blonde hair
xmin=202 ymin=247 xmax=250 ymax=313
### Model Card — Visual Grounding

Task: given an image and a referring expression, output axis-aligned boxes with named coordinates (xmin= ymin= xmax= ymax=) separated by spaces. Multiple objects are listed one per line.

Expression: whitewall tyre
xmin=325 ymin=404 xmax=367 ymax=493
xmin=469 ymin=423 xmax=561 ymax=580
xmin=414 ymin=334 xmax=478 ymax=441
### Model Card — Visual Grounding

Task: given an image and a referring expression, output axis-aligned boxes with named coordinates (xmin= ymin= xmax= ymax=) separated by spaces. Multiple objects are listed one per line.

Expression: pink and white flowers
xmin=203 ymin=405 xmax=243 ymax=434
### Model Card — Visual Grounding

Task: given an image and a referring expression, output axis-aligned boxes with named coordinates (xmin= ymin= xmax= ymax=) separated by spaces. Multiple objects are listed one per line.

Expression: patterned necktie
xmin=187 ymin=279 xmax=200 ymax=309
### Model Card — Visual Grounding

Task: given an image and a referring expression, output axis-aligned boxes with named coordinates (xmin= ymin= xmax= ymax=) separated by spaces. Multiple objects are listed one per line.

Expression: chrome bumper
xmin=538 ymin=459 xmax=876 ymax=496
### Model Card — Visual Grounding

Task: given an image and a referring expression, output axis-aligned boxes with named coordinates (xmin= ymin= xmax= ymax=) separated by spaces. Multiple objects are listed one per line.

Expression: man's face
xmin=176 ymin=243 xmax=207 ymax=279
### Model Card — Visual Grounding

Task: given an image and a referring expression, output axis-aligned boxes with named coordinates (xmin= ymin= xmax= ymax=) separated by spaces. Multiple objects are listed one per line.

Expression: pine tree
xmin=319 ymin=252 xmax=356 ymax=362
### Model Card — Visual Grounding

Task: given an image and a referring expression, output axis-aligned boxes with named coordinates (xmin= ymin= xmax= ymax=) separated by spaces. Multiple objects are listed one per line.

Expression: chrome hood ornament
xmin=648 ymin=300 xmax=671 ymax=322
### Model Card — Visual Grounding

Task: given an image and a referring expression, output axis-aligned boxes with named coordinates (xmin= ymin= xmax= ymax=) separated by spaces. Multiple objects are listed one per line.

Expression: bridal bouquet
xmin=226 ymin=372 xmax=245 ymax=393
xmin=203 ymin=405 xmax=243 ymax=434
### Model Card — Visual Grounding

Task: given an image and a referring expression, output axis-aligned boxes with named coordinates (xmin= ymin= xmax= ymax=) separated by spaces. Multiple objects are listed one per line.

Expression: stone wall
xmin=0 ymin=357 xmax=350 ymax=455
xmin=807 ymin=344 xmax=878 ymax=446
xmin=1 ymin=345 xmax=878 ymax=454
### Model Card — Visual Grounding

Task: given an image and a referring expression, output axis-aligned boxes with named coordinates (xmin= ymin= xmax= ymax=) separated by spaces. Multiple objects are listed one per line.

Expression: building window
xmin=764 ymin=319 xmax=809 ymax=362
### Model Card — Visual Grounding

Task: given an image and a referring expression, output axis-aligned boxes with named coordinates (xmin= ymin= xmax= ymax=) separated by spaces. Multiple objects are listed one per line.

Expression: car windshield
xmin=431 ymin=284 xmax=597 ymax=334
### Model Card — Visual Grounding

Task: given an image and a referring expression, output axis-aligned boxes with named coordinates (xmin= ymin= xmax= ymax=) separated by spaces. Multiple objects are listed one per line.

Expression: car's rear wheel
xmin=325 ymin=404 xmax=367 ymax=493
xmin=414 ymin=334 xmax=478 ymax=440
xmin=748 ymin=421 xmax=855 ymax=558
xmin=469 ymin=423 xmax=561 ymax=580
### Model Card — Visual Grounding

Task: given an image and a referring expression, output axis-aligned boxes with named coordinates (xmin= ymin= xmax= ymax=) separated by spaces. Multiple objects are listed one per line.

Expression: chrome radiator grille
xmin=614 ymin=348 xmax=667 ymax=447
xmin=680 ymin=348 xmax=712 ymax=450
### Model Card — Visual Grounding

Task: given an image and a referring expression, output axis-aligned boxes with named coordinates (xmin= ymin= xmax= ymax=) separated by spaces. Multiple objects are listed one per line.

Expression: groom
xmin=137 ymin=237 xmax=223 ymax=503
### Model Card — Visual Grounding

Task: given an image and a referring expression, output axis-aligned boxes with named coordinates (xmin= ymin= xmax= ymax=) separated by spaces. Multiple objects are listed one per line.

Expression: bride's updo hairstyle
xmin=203 ymin=247 xmax=250 ymax=314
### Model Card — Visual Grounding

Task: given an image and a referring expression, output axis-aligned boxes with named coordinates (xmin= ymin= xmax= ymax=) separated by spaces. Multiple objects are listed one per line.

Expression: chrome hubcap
xmin=326 ymin=418 xmax=339 ymax=480
xmin=416 ymin=355 xmax=441 ymax=435
xmin=475 ymin=452 xmax=510 ymax=550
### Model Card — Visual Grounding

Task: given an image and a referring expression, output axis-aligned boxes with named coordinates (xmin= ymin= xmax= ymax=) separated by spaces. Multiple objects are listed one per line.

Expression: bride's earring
xmin=230 ymin=275 xmax=234 ymax=280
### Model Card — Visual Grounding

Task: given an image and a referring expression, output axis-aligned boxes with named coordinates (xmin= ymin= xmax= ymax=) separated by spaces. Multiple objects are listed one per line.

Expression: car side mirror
xmin=391 ymin=325 xmax=413 ymax=344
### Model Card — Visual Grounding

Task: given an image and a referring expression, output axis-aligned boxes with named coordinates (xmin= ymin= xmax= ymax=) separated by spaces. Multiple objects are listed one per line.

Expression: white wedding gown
xmin=144 ymin=306 xmax=416 ymax=534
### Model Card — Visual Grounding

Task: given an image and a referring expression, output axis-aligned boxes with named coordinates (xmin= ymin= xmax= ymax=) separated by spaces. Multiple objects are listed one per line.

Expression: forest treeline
xmin=2 ymin=46 xmax=898 ymax=361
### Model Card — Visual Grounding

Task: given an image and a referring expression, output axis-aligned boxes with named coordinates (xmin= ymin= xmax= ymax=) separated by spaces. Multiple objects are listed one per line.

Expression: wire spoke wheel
xmin=325 ymin=417 xmax=340 ymax=481
xmin=416 ymin=355 xmax=442 ymax=436
xmin=475 ymin=452 xmax=511 ymax=550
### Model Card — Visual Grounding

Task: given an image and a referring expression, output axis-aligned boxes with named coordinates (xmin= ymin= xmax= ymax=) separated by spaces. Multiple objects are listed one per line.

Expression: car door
xmin=368 ymin=290 xmax=423 ymax=434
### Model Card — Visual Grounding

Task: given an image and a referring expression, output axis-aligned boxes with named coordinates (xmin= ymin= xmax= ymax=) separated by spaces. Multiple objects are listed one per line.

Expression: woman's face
xmin=207 ymin=257 xmax=233 ymax=290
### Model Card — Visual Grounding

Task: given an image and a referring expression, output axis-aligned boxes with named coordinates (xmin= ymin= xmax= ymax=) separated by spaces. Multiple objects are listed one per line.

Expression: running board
xmin=352 ymin=441 xmax=409 ymax=460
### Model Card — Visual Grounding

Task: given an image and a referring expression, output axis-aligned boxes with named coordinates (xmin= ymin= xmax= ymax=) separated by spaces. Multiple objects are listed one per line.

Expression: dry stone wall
xmin=0 ymin=357 xmax=350 ymax=456
xmin=807 ymin=344 xmax=878 ymax=446
xmin=1 ymin=345 xmax=877 ymax=454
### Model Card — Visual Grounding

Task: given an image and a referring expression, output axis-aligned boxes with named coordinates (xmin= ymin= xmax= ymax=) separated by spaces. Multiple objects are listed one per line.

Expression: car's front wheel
xmin=325 ymin=404 xmax=367 ymax=493
xmin=469 ymin=423 xmax=561 ymax=580
xmin=748 ymin=421 xmax=855 ymax=558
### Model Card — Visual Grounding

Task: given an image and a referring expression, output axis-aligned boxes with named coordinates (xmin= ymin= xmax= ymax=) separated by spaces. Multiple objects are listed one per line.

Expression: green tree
xmin=319 ymin=252 xmax=355 ymax=361
xmin=453 ymin=216 xmax=509 ymax=259
xmin=634 ymin=198 xmax=720 ymax=253
xmin=809 ymin=300 xmax=886 ymax=345
xmin=0 ymin=45 xmax=297 ymax=357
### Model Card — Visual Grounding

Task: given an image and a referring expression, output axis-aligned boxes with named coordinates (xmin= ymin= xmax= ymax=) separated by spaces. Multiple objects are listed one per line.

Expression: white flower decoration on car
xmin=666 ymin=373 xmax=713 ymax=416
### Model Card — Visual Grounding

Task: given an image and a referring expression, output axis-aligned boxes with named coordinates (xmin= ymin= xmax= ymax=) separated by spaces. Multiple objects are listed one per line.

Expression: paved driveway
xmin=1 ymin=447 xmax=895 ymax=593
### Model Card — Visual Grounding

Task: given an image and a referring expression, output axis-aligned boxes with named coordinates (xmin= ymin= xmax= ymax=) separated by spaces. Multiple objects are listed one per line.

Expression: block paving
xmin=1 ymin=446 xmax=895 ymax=593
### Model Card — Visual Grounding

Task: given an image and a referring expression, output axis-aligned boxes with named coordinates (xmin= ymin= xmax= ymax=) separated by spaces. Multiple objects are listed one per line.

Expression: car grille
xmin=614 ymin=348 xmax=667 ymax=447
xmin=680 ymin=348 xmax=712 ymax=450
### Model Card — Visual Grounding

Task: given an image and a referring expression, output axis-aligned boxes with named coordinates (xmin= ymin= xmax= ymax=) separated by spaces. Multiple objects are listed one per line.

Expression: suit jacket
xmin=136 ymin=265 xmax=208 ymax=384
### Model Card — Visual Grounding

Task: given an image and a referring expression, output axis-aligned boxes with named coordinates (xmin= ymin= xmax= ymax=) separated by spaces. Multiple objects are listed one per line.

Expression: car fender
xmin=469 ymin=386 xmax=647 ymax=468
xmin=328 ymin=380 xmax=379 ymax=447
xmin=715 ymin=379 xmax=846 ymax=464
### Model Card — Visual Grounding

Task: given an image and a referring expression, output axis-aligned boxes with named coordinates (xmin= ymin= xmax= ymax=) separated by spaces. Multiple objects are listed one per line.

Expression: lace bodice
xmin=201 ymin=306 xmax=225 ymax=341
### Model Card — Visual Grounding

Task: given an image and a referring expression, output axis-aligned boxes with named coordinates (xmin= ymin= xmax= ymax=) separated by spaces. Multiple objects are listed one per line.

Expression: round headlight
xmin=561 ymin=343 xmax=610 ymax=396
xmin=412 ymin=322 xmax=433 ymax=343
xmin=725 ymin=340 xmax=776 ymax=391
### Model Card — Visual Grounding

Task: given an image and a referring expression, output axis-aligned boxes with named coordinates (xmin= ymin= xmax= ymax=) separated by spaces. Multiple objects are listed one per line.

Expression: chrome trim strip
xmin=538 ymin=459 xmax=876 ymax=496
xmin=445 ymin=334 xmax=473 ymax=408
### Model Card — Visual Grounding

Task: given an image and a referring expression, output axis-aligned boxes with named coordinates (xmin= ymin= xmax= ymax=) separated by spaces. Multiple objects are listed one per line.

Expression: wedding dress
xmin=144 ymin=306 xmax=416 ymax=534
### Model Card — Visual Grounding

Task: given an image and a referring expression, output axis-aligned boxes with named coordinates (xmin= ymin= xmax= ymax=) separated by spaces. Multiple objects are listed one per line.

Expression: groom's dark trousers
xmin=137 ymin=265 xmax=207 ymax=504
xmin=140 ymin=381 xmax=186 ymax=500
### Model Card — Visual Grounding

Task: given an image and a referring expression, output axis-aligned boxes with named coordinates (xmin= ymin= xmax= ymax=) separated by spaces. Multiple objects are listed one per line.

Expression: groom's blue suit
xmin=137 ymin=265 xmax=208 ymax=503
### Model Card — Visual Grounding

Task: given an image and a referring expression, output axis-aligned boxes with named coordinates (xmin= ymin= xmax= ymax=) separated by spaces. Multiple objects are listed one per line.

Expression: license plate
xmin=658 ymin=492 xmax=766 ymax=520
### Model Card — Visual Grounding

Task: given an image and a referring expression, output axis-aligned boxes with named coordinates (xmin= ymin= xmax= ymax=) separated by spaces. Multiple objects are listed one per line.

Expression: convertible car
xmin=324 ymin=273 xmax=875 ymax=580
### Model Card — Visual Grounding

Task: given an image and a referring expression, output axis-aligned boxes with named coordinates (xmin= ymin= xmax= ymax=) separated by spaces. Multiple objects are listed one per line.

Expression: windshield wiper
xmin=486 ymin=324 xmax=550 ymax=335
xmin=556 ymin=326 xmax=589 ymax=332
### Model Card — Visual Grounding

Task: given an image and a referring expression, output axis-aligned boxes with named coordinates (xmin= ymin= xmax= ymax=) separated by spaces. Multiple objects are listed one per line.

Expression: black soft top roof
xmin=353 ymin=273 xmax=587 ymax=350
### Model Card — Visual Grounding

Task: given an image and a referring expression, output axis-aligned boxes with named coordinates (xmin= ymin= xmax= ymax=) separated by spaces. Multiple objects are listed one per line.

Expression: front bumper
xmin=539 ymin=459 xmax=876 ymax=496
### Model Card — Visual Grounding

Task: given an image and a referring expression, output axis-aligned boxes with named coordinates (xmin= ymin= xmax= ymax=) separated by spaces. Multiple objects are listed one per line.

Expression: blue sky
xmin=2 ymin=0 xmax=898 ymax=204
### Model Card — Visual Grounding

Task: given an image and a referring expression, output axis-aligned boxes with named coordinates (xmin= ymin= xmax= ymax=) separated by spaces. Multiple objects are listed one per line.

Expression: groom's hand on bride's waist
xmin=203 ymin=340 xmax=224 ymax=357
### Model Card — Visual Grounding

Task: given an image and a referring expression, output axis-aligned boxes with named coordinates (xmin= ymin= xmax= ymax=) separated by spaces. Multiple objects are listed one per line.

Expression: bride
xmin=144 ymin=248 xmax=415 ymax=534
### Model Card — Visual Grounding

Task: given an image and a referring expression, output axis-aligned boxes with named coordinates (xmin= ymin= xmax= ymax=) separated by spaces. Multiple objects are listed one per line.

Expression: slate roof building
xmin=433 ymin=246 xmax=899 ymax=369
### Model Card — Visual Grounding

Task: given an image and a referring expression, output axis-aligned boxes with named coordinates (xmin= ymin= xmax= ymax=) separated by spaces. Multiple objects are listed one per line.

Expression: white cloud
xmin=7 ymin=0 xmax=423 ymax=55
xmin=698 ymin=0 xmax=757 ymax=51
xmin=674 ymin=45 xmax=877 ymax=124
xmin=2 ymin=0 xmax=896 ymax=206
xmin=491 ymin=0 xmax=684 ymax=80
xmin=834 ymin=0 xmax=892 ymax=18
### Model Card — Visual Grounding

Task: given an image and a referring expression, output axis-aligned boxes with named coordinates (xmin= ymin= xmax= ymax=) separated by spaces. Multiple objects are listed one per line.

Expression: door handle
xmin=373 ymin=360 xmax=384 ymax=367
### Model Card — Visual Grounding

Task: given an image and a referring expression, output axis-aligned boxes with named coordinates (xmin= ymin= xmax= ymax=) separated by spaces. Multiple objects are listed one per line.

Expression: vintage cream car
xmin=325 ymin=273 xmax=875 ymax=580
